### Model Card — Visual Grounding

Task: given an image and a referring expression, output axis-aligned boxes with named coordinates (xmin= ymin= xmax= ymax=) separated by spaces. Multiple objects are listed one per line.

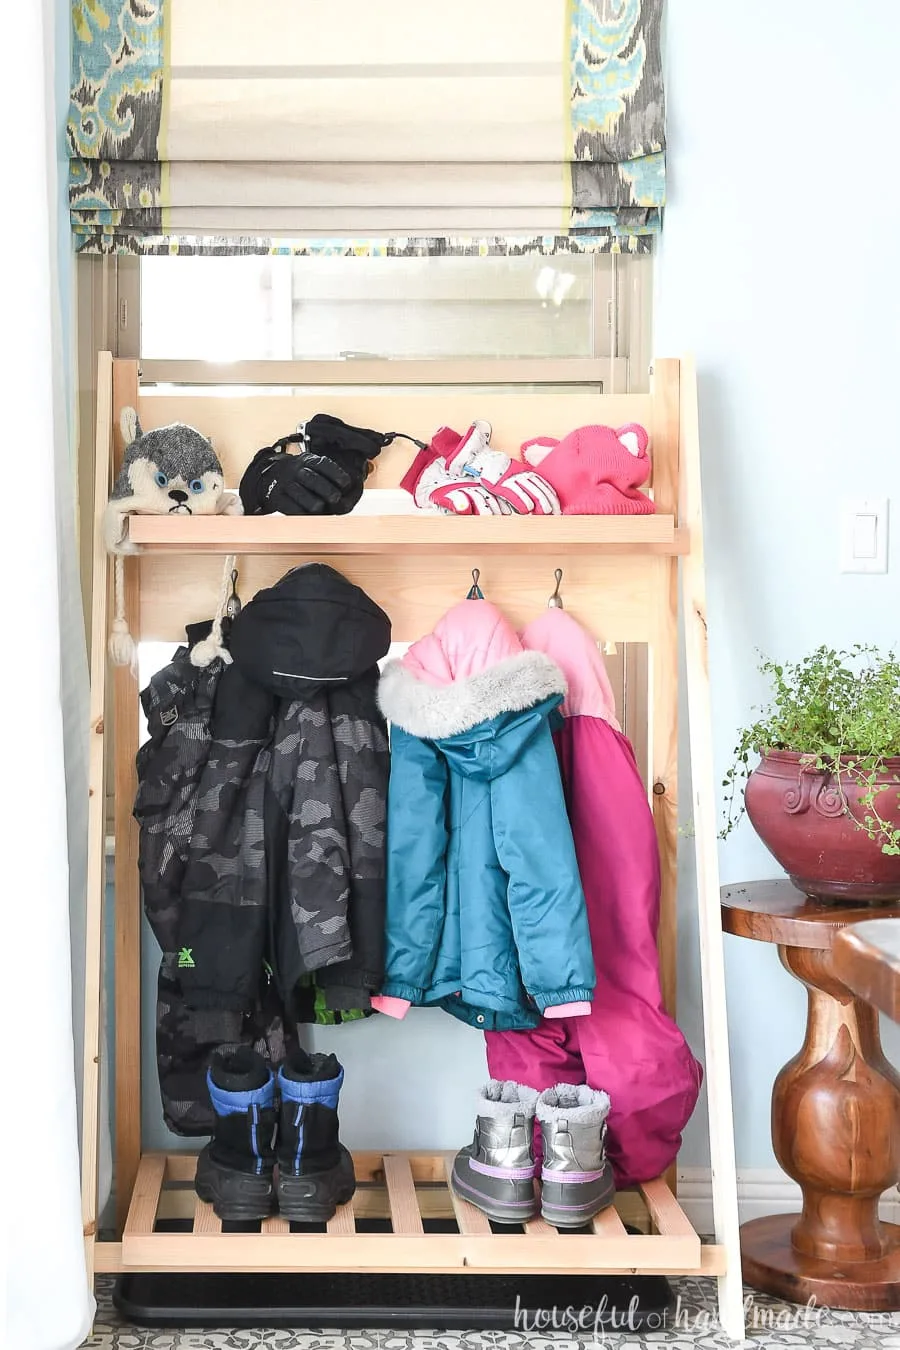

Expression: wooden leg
xmin=740 ymin=941 xmax=900 ymax=1310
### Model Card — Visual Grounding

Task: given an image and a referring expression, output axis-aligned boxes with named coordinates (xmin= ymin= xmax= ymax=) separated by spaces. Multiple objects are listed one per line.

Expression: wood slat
xmin=192 ymin=1198 xmax=222 ymax=1235
xmin=353 ymin=1151 xmax=451 ymax=1184
xmin=122 ymin=1154 xmax=167 ymax=1239
xmin=139 ymin=356 xmax=624 ymax=388
xmin=81 ymin=351 xmax=113 ymax=1277
xmin=117 ymin=1229 xmax=702 ymax=1273
xmin=524 ymin=1215 xmax=557 ymax=1236
xmin=383 ymin=1155 xmax=424 ymax=1235
xmin=93 ymin=1236 xmax=728 ymax=1278
xmin=127 ymin=511 xmax=681 ymax=554
xmin=140 ymin=553 xmax=664 ymax=647
xmin=112 ymin=357 xmax=144 ymax=1234
xmin=524 ymin=1180 xmax=557 ymax=1235
xmin=592 ymin=1205 xmax=629 ymax=1239
xmin=326 ymin=1201 xmax=356 ymax=1234
xmin=443 ymin=1157 xmax=491 ymax=1235
xmin=639 ymin=1178 xmax=697 ymax=1238
xmin=165 ymin=1153 xmax=199 ymax=1183
xmin=262 ymin=1216 xmax=290 ymax=1234
xmin=678 ymin=355 xmax=744 ymax=1341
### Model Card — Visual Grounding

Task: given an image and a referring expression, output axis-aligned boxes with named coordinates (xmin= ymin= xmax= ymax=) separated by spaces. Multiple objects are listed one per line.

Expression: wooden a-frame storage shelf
xmin=83 ymin=355 xmax=745 ymax=1339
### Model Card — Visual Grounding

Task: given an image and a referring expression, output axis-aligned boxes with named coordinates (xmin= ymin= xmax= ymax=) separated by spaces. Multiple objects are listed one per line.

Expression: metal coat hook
xmin=225 ymin=567 xmax=242 ymax=620
xmin=466 ymin=568 xmax=484 ymax=600
xmin=548 ymin=568 xmax=564 ymax=609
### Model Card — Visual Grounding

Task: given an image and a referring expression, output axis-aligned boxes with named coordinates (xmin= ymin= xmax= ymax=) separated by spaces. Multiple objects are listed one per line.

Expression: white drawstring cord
xmin=108 ymin=552 xmax=138 ymax=672
xmin=190 ymin=553 xmax=237 ymax=668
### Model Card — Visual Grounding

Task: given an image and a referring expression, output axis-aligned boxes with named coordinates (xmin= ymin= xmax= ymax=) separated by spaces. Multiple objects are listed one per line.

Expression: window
xmin=133 ymin=252 xmax=651 ymax=382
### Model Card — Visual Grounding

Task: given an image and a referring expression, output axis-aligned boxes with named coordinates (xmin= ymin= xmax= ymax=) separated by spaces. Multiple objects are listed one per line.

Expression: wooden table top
xmin=720 ymin=879 xmax=900 ymax=950
xmin=833 ymin=919 xmax=900 ymax=1022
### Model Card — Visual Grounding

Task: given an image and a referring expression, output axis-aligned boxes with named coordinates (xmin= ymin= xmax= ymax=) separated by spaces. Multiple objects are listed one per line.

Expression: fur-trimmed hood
xmin=378 ymin=600 xmax=567 ymax=751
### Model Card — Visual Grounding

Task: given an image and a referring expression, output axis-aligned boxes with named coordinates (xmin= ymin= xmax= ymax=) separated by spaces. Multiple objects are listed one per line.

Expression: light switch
xmin=840 ymin=498 xmax=889 ymax=573
xmin=853 ymin=513 xmax=877 ymax=559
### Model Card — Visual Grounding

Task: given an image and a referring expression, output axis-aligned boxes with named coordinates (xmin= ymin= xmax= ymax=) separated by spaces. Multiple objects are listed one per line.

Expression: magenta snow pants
xmin=486 ymin=716 xmax=702 ymax=1187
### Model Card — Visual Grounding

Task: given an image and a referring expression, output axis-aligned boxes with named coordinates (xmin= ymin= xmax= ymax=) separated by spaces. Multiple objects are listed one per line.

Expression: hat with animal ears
xmin=520 ymin=423 xmax=654 ymax=515
xmin=103 ymin=407 xmax=241 ymax=672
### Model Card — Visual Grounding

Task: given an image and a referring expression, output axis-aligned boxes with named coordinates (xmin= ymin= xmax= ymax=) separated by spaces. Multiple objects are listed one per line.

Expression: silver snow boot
xmin=536 ymin=1084 xmax=615 ymax=1227
xmin=450 ymin=1081 xmax=539 ymax=1223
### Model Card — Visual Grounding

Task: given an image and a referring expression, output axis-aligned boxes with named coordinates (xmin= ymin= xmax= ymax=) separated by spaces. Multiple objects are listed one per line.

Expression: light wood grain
xmin=139 ymin=356 xmax=625 ymax=389
xmin=119 ymin=1228 xmax=701 ymax=1273
xmin=678 ymin=354 xmax=744 ymax=1341
xmin=525 ymin=1215 xmax=557 ymax=1236
xmin=640 ymin=1177 xmax=697 ymax=1237
xmin=192 ymin=1198 xmax=222 ymax=1235
xmin=383 ymin=1155 xmax=424 ymax=1235
xmin=262 ymin=1216 xmax=291 ymax=1234
xmin=137 ymin=387 xmax=656 ymax=491
xmin=139 ymin=553 xmax=664 ymax=647
xmin=326 ymin=1200 xmax=357 ymax=1234
xmin=127 ymin=511 xmax=681 ymax=553
xmin=592 ymin=1205 xmax=629 ymax=1239
xmin=94 ymin=1235 xmax=727 ymax=1278
xmin=112 ymin=358 xmax=144 ymax=1235
xmin=122 ymin=1153 xmax=166 ymax=1240
xmin=443 ymin=1157 xmax=492 ymax=1235
xmin=81 ymin=351 xmax=114 ymax=1277
xmin=648 ymin=356 xmax=680 ymax=518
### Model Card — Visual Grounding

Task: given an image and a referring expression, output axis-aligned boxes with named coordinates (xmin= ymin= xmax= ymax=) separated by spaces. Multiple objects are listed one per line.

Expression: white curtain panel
xmin=4 ymin=2 xmax=99 ymax=1348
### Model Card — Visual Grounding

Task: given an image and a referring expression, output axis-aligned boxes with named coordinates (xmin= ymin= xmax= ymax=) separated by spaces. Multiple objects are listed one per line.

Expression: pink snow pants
xmin=485 ymin=717 xmax=702 ymax=1187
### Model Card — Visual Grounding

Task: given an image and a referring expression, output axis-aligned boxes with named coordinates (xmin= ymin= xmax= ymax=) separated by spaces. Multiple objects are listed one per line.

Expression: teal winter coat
xmin=373 ymin=600 xmax=595 ymax=1030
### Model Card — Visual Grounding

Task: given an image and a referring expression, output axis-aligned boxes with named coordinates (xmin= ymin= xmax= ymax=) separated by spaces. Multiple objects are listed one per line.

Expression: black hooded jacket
xmin=172 ymin=564 xmax=391 ymax=1015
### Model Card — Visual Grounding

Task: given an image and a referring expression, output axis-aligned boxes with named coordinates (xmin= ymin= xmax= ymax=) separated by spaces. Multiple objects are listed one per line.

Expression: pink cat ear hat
xmin=521 ymin=423 xmax=654 ymax=515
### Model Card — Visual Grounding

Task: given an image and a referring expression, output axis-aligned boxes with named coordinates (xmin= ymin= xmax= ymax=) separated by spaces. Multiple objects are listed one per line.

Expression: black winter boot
xmin=194 ymin=1047 xmax=277 ymax=1220
xmin=276 ymin=1048 xmax=355 ymax=1221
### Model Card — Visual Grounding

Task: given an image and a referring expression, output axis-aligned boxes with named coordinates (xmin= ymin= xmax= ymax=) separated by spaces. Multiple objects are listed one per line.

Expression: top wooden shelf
xmin=126 ymin=512 xmax=685 ymax=556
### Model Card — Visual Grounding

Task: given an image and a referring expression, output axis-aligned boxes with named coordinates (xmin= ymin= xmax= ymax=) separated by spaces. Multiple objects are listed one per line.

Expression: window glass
xmin=139 ymin=254 xmax=605 ymax=361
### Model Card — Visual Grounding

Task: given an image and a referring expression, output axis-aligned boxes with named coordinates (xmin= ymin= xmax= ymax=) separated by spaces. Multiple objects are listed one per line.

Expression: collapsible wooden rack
xmin=83 ymin=354 xmax=745 ymax=1338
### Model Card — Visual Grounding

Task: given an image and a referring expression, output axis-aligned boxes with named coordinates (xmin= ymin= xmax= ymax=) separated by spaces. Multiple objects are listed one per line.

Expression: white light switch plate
xmin=839 ymin=497 xmax=889 ymax=573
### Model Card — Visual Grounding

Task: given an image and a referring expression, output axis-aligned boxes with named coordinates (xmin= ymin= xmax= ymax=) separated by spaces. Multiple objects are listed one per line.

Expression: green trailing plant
xmin=720 ymin=644 xmax=900 ymax=855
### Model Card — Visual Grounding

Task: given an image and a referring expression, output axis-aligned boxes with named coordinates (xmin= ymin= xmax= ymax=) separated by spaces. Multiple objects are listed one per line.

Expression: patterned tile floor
xmin=85 ymin=1274 xmax=900 ymax=1350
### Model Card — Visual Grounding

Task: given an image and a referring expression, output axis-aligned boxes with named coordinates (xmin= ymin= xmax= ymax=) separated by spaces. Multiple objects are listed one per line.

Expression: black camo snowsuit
xmin=134 ymin=566 xmax=391 ymax=1133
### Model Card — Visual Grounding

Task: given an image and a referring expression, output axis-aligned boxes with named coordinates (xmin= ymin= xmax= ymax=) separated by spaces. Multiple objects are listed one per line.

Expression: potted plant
xmin=721 ymin=645 xmax=900 ymax=902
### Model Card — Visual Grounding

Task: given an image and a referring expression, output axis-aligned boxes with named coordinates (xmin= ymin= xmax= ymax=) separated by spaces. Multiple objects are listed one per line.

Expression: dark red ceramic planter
xmin=744 ymin=749 xmax=900 ymax=903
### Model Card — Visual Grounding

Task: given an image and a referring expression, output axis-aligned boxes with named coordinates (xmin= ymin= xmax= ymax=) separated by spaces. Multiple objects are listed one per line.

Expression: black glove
xmin=240 ymin=418 xmax=426 ymax=517
xmin=239 ymin=442 xmax=356 ymax=516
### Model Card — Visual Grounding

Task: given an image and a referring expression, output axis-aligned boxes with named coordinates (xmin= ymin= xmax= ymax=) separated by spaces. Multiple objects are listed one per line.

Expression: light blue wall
xmin=656 ymin=1 xmax=900 ymax=1169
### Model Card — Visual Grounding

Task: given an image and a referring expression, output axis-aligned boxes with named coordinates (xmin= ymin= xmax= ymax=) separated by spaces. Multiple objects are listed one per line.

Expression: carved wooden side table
xmin=721 ymin=880 xmax=900 ymax=1310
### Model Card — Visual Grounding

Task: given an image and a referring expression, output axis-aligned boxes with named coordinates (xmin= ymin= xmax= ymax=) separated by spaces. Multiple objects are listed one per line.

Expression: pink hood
xmin=403 ymin=600 xmax=523 ymax=684
xmin=521 ymin=609 xmax=620 ymax=730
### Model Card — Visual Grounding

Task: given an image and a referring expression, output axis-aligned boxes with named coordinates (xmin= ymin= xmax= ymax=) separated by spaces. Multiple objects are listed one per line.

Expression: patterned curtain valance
xmin=69 ymin=0 xmax=665 ymax=256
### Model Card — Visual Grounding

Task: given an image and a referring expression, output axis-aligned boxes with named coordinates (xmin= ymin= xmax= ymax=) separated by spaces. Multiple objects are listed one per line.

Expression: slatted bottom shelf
xmin=95 ymin=1151 xmax=722 ymax=1276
